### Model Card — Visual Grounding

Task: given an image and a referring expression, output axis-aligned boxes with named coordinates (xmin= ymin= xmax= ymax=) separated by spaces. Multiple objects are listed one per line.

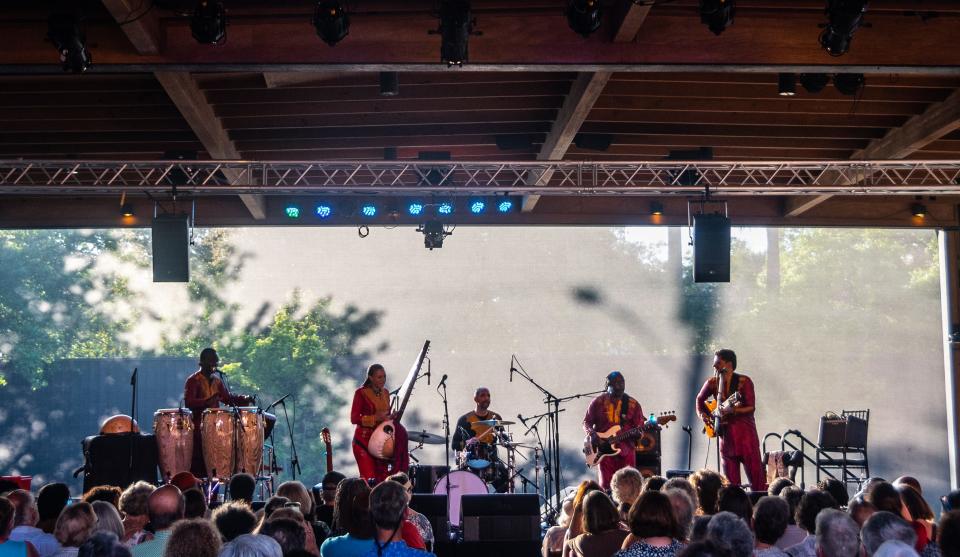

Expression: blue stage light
xmin=360 ymin=203 xmax=377 ymax=217
xmin=437 ymin=202 xmax=454 ymax=216
xmin=497 ymin=199 xmax=514 ymax=213
xmin=408 ymin=202 xmax=425 ymax=216
xmin=315 ymin=204 xmax=333 ymax=219
xmin=469 ymin=199 xmax=486 ymax=214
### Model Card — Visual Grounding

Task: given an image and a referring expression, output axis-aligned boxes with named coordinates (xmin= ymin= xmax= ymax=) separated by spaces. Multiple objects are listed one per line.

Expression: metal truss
xmin=2 ymin=159 xmax=960 ymax=196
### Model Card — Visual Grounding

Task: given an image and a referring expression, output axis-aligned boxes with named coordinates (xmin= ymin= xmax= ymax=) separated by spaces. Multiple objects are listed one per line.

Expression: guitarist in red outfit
xmin=582 ymin=371 xmax=646 ymax=490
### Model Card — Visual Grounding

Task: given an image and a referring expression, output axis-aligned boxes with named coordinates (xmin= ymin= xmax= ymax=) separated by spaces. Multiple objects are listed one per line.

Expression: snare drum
xmin=433 ymin=470 xmax=492 ymax=527
xmin=153 ymin=409 xmax=193 ymax=481
xmin=201 ymin=408 xmax=236 ymax=480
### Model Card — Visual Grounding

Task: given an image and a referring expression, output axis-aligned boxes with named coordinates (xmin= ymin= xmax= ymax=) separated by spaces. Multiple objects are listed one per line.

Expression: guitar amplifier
xmin=818 ymin=415 xmax=868 ymax=450
xmin=635 ymin=429 xmax=661 ymax=456
xmin=80 ymin=433 xmax=159 ymax=492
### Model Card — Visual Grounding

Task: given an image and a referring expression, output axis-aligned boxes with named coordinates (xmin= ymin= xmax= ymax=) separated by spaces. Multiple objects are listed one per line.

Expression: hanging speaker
xmin=693 ymin=213 xmax=730 ymax=283
xmin=152 ymin=214 xmax=190 ymax=282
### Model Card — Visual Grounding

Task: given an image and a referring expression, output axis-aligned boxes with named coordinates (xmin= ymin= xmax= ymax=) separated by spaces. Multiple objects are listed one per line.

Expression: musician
xmin=350 ymin=364 xmax=409 ymax=483
xmin=451 ymin=387 xmax=502 ymax=451
xmin=695 ymin=348 xmax=766 ymax=491
xmin=183 ymin=347 xmax=253 ymax=477
xmin=582 ymin=371 xmax=646 ymax=490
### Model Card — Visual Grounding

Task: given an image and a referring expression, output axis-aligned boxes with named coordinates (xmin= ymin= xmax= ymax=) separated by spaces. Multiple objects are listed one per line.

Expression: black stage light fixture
xmin=650 ymin=201 xmax=664 ymax=216
xmin=699 ymin=0 xmax=735 ymax=35
xmin=191 ymin=0 xmax=227 ymax=45
xmin=380 ymin=72 xmax=399 ymax=96
xmin=314 ymin=1 xmax=350 ymax=46
xmin=778 ymin=73 xmax=796 ymax=96
xmin=47 ymin=13 xmax=91 ymax=73
xmin=439 ymin=0 xmax=473 ymax=66
xmin=911 ymin=203 xmax=927 ymax=218
xmin=819 ymin=0 xmax=868 ymax=57
xmin=566 ymin=0 xmax=602 ymax=37
xmin=799 ymin=73 xmax=830 ymax=93
xmin=833 ymin=73 xmax=865 ymax=95
xmin=419 ymin=220 xmax=451 ymax=250
xmin=120 ymin=203 xmax=135 ymax=217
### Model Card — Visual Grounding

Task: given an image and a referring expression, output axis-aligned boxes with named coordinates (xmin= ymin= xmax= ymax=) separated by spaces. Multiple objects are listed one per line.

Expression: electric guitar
xmin=583 ymin=412 xmax=676 ymax=468
xmin=321 ymin=427 xmax=333 ymax=474
xmin=702 ymin=391 xmax=741 ymax=438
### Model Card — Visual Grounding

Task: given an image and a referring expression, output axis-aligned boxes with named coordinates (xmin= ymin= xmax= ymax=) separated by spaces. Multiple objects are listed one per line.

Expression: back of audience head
xmin=897 ymin=485 xmax=932 ymax=521
xmin=316 ymin=472 xmax=346 ymax=507
xmin=37 ymin=482 xmax=71 ymax=526
xmin=332 ymin=478 xmax=373 ymax=539
xmin=752 ymin=496 xmax=789 ymax=546
xmin=942 ymin=490 xmax=960 ymax=514
xmin=581 ymin=491 xmax=620 ymax=535
xmin=815 ymin=508 xmax=860 ymax=557
xmin=796 ymin=489 xmax=838 ymax=533
xmin=259 ymin=518 xmax=305 ymax=555
xmin=873 ymin=540 xmax=920 ymax=557
xmin=369 ymin=481 xmax=408 ymax=533
xmin=768 ymin=477 xmax=795 ymax=497
xmin=163 ymin=518 xmax=221 ymax=557
xmin=611 ymin=467 xmax=643 ymax=511
xmin=91 ymin=500 xmax=124 ymax=539
xmin=276 ymin=481 xmax=313 ymax=520
xmin=848 ymin=495 xmax=877 ymax=527
xmin=939 ymin=510 xmax=960 ymax=557
xmin=219 ymin=533 xmax=283 ymax=557
xmin=869 ymin=482 xmax=905 ymax=516
xmin=628 ymin=490 xmax=683 ymax=540
xmin=664 ymin=478 xmax=699 ymax=510
xmin=780 ymin=486 xmax=803 ymax=525
xmin=79 ymin=532 xmax=132 ymax=557
xmin=818 ymin=479 xmax=850 ymax=508
xmin=56 ymin=501 xmax=98 ymax=548
xmin=691 ymin=469 xmax=725 ymax=516
xmin=385 ymin=472 xmax=414 ymax=505
xmin=229 ymin=473 xmax=257 ymax=504
xmin=213 ymin=501 xmax=258 ymax=542
xmin=718 ymin=486 xmax=752 ymax=524
xmin=893 ymin=477 xmax=922 ymax=495
xmin=263 ymin=496 xmax=292 ymax=519
xmin=0 ymin=497 xmax=15 ymax=538
xmin=642 ymin=476 xmax=668 ymax=494
xmin=861 ymin=511 xmax=917 ymax=556
xmin=678 ymin=539 xmax=734 ymax=557
xmin=148 ymin=484 xmax=185 ymax=531
xmin=7 ymin=489 xmax=37 ymax=527
xmin=705 ymin=511 xmax=754 ymax=557
xmin=183 ymin=488 xmax=208 ymax=520
xmin=665 ymin=488 xmax=695 ymax=541
xmin=119 ymin=481 xmax=154 ymax=518
xmin=0 ymin=480 xmax=18 ymax=494
xmin=83 ymin=486 xmax=122 ymax=509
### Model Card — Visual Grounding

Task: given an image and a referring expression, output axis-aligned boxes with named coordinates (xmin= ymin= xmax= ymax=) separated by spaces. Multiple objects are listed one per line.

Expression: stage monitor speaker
xmin=80 ymin=434 xmax=158 ymax=492
xmin=461 ymin=494 xmax=539 ymax=542
xmin=635 ymin=429 xmax=661 ymax=456
xmin=666 ymin=469 xmax=693 ymax=479
xmin=634 ymin=453 xmax=662 ymax=478
xmin=410 ymin=494 xmax=450 ymax=544
xmin=152 ymin=214 xmax=190 ymax=282
xmin=693 ymin=213 xmax=731 ymax=283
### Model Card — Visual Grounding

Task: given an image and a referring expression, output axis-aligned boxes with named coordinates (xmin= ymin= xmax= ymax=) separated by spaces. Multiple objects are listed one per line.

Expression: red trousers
xmin=596 ymin=448 xmax=636 ymax=490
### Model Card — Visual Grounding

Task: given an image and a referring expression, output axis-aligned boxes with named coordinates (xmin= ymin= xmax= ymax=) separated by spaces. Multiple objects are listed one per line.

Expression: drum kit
xmin=153 ymin=406 xmax=277 ymax=482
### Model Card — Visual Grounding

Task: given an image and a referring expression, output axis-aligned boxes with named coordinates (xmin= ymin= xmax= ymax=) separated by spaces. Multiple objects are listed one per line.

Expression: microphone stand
xmin=437 ymin=376 xmax=452 ymax=540
xmin=128 ymin=367 xmax=138 ymax=482
xmin=277 ymin=397 xmax=301 ymax=480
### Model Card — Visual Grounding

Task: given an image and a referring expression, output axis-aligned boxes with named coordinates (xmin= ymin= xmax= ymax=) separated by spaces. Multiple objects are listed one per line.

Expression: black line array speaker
xmin=693 ymin=213 xmax=731 ymax=283
xmin=152 ymin=214 xmax=190 ymax=282
xmin=409 ymin=494 xmax=450 ymax=545
xmin=461 ymin=494 xmax=539 ymax=542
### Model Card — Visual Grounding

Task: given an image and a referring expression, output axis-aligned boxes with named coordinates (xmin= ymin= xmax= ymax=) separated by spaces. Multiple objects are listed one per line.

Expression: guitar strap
xmin=619 ymin=394 xmax=630 ymax=426
xmin=729 ymin=372 xmax=741 ymax=396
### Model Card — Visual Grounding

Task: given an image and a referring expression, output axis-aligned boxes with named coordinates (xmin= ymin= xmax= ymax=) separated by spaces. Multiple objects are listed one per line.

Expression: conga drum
xmin=235 ymin=407 xmax=265 ymax=476
xmin=202 ymin=408 xmax=236 ymax=480
xmin=153 ymin=409 xmax=193 ymax=481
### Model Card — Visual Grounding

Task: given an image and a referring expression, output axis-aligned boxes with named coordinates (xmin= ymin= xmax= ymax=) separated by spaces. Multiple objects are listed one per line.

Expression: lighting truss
xmin=2 ymin=160 xmax=960 ymax=196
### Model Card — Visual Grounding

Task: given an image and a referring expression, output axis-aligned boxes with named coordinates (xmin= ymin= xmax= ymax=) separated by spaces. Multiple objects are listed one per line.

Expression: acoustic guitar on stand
xmin=321 ymin=427 xmax=333 ymax=473
xmin=583 ymin=412 xmax=676 ymax=468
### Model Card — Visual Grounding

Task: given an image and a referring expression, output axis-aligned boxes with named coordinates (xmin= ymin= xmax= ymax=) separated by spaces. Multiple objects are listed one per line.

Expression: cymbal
xmin=476 ymin=419 xmax=516 ymax=426
xmin=408 ymin=430 xmax=445 ymax=445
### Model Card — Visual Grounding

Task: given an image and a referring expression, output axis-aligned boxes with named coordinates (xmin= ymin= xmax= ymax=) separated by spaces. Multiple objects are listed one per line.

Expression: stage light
xmin=497 ymin=198 xmax=514 ymax=213
xmin=651 ymin=201 xmax=664 ymax=216
xmin=47 ymin=14 xmax=91 ymax=73
xmin=285 ymin=205 xmax=302 ymax=219
xmin=360 ymin=203 xmax=378 ymax=217
xmin=407 ymin=202 xmax=425 ymax=216
xmin=418 ymin=220 xmax=451 ymax=250
xmin=120 ymin=203 xmax=135 ymax=217
xmin=833 ymin=73 xmax=865 ymax=96
xmin=380 ymin=72 xmax=399 ymax=96
xmin=820 ymin=0 xmax=867 ymax=57
xmin=437 ymin=202 xmax=454 ymax=216
xmin=191 ymin=0 xmax=227 ymax=45
xmin=911 ymin=203 xmax=927 ymax=218
xmin=699 ymin=0 xmax=735 ymax=35
xmin=315 ymin=204 xmax=333 ymax=219
xmin=314 ymin=1 xmax=350 ymax=46
xmin=566 ymin=0 xmax=602 ymax=37
xmin=799 ymin=73 xmax=830 ymax=93
xmin=469 ymin=199 xmax=486 ymax=215
xmin=778 ymin=73 xmax=796 ymax=96
xmin=438 ymin=0 xmax=473 ymax=66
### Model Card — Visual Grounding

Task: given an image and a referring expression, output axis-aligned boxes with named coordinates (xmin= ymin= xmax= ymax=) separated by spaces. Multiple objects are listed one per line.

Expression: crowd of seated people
xmin=3 ymin=469 xmax=960 ymax=557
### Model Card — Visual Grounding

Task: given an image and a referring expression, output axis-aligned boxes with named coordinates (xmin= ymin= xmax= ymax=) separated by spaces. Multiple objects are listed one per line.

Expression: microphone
xmin=130 ymin=367 xmax=138 ymax=386
xmin=517 ymin=414 xmax=529 ymax=427
xmin=268 ymin=393 xmax=291 ymax=409
xmin=682 ymin=425 xmax=692 ymax=433
xmin=437 ymin=374 xmax=448 ymax=389
xmin=510 ymin=366 xmax=516 ymax=383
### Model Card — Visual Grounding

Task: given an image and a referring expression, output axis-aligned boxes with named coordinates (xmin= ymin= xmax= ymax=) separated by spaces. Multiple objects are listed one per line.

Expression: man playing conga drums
xmin=184 ymin=347 xmax=253 ymax=477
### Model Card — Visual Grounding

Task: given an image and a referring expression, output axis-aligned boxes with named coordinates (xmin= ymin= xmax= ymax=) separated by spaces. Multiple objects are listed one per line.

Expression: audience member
xmin=543 ymin=498 xmax=574 ymax=557
xmin=52 ymin=502 xmax=97 ymax=557
xmin=870 ymin=484 xmax=905 ymax=516
xmin=162 ymin=519 xmax=221 ymax=557
xmin=814 ymin=509 xmax=859 ymax=557
xmin=169 ymin=473 xmax=200 ymax=494
xmin=385 ymin=473 xmax=432 ymax=549
xmin=706 ymin=512 xmax=754 ymax=557
xmin=563 ymin=481 xmax=603 ymax=557
xmin=314 ymin=473 xmax=346 ymax=528
xmin=718 ymin=487 xmax=752 ymax=524
xmin=8 ymin=489 xmax=60 ymax=557
xmin=259 ymin=518 xmax=306 ymax=556
xmin=938 ymin=511 xmax=960 ymax=557
xmin=873 ymin=541 xmax=920 ymax=557
xmin=848 ymin=496 xmax=877 ymax=528
xmin=321 ymin=478 xmax=375 ymax=557
xmin=894 ymin=478 xmax=923 ymax=495
xmin=897 ymin=486 xmax=936 ymax=555
xmin=132 ymin=485 xmax=184 ymax=557
xmin=690 ymin=470 xmax=725 ymax=516
xmin=785 ymin=490 xmax=837 ymax=557
xmin=775 ymin=487 xmax=805 ymax=550
xmin=229 ymin=475 xmax=257 ymax=506
xmin=118 ymin=482 xmax=154 ymax=546
xmin=943 ymin=491 xmax=960 ymax=514
xmin=767 ymin=479 xmax=795 ymax=498
xmin=817 ymin=480 xmax=849 ymax=509
xmin=642 ymin=477 xmax=668 ymax=494
xmin=862 ymin=512 xmax=917 ymax=557
xmin=82 ymin=488 xmax=122 ymax=510
xmin=37 ymin=484 xmax=71 ymax=535
xmin=678 ymin=540 xmax=733 ymax=557
xmin=90 ymin=502 xmax=124 ymax=540
xmin=0 ymin=496 xmax=39 ymax=557
xmin=366 ymin=481 xmax=431 ymax=557
xmin=663 ymin=479 xmax=699 ymax=512
xmin=219 ymin=534 xmax=282 ymax=557
xmin=611 ymin=468 xmax=644 ymax=518
xmin=568 ymin=491 xmax=627 ymax=557
xmin=665 ymin=489 xmax=695 ymax=542
xmin=213 ymin=502 xmax=258 ymax=543
xmin=263 ymin=498 xmax=292 ymax=521
xmin=617 ymin=491 xmax=685 ymax=557
xmin=183 ymin=489 xmax=209 ymax=520
xmin=752 ymin=496 xmax=789 ymax=557
xmin=78 ymin=532 xmax=132 ymax=557
xmin=268 ymin=508 xmax=319 ymax=556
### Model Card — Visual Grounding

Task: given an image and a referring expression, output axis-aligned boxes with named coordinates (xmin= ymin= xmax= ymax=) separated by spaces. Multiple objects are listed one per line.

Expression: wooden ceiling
xmin=1 ymin=0 xmax=960 ymax=228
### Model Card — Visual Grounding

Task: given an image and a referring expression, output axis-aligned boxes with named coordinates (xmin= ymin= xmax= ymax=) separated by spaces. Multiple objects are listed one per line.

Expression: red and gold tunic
xmin=350 ymin=385 xmax=391 ymax=443
xmin=183 ymin=371 xmax=248 ymax=429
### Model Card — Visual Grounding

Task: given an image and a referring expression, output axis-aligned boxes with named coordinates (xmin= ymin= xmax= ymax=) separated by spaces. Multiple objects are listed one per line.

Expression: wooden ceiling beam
xmin=785 ymin=88 xmax=960 ymax=217
xmin=101 ymin=0 xmax=162 ymax=55
xmin=612 ymin=0 xmax=654 ymax=43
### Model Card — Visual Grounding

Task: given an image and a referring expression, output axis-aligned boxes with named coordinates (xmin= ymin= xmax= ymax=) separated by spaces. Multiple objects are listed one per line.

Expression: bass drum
xmin=153 ymin=409 xmax=193 ymax=481
xmin=433 ymin=470 xmax=492 ymax=527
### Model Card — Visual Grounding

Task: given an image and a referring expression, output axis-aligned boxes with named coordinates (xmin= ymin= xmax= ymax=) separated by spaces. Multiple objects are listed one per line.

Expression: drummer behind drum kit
xmin=154 ymin=406 xmax=276 ymax=482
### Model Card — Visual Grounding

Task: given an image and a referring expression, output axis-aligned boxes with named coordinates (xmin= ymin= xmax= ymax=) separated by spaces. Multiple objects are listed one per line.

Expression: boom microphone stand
xmin=275 ymin=396 xmax=300 ymax=480
xmin=128 ymin=367 xmax=138 ymax=482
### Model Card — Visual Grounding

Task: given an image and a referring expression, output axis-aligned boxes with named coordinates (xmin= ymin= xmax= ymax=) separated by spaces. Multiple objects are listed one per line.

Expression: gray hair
xmin=90 ymin=501 xmax=125 ymax=539
xmin=610 ymin=467 xmax=644 ymax=507
xmin=119 ymin=481 xmax=155 ymax=517
xmin=873 ymin=540 xmax=920 ymax=557
xmin=218 ymin=534 xmax=283 ymax=557
xmin=665 ymin=488 xmax=695 ymax=540
xmin=861 ymin=511 xmax=917 ymax=556
xmin=815 ymin=508 xmax=860 ymax=557
xmin=706 ymin=511 xmax=754 ymax=557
